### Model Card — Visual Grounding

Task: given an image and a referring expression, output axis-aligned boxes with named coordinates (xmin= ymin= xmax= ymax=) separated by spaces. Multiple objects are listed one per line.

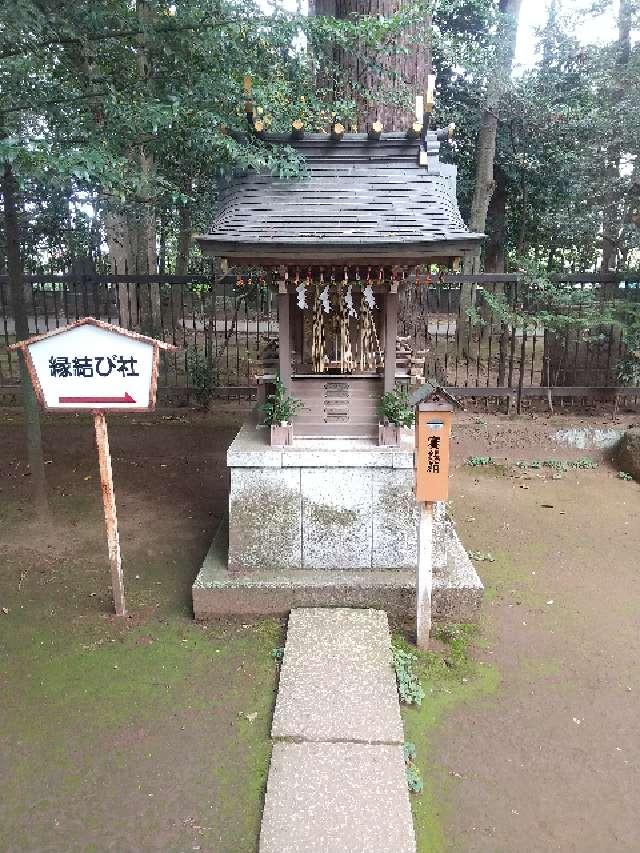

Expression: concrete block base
xmin=192 ymin=518 xmax=484 ymax=626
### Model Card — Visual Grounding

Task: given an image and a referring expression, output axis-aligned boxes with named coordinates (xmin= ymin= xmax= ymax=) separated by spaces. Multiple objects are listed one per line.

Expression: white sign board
xmin=11 ymin=318 xmax=175 ymax=411
xmin=9 ymin=318 xmax=176 ymax=617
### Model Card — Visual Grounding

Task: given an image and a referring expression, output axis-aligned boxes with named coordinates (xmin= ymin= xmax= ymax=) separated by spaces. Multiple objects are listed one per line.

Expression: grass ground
xmin=1 ymin=405 xmax=639 ymax=852
xmin=1 ymin=405 xmax=283 ymax=852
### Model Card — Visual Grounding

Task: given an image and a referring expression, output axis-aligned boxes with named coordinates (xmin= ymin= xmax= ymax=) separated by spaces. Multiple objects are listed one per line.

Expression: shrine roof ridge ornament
xmin=195 ymin=130 xmax=484 ymax=263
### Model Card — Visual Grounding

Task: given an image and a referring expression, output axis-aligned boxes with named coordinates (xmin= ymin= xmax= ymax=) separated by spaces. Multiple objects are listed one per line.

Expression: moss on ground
xmin=395 ymin=626 xmax=500 ymax=853
xmin=470 ymin=543 xmax=549 ymax=610
xmin=1 ymin=599 xmax=282 ymax=852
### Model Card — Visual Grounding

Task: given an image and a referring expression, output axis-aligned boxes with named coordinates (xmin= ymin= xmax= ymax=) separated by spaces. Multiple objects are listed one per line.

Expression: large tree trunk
xmin=102 ymin=3 xmax=160 ymax=334
xmin=484 ymin=164 xmax=507 ymax=273
xmin=175 ymin=204 xmax=192 ymax=276
xmin=2 ymin=161 xmax=48 ymax=513
xmin=135 ymin=0 xmax=160 ymax=332
xmin=468 ymin=0 xmax=523 ymax=236
xmin=459 ymin=0 xmax=522 ymax=353
xmin=105 ymin=206 xmax=138 ymax=328
xmin=310 ymin=0 xmax=431 ymax=131
xmin=484 ymin=165 xmax=510 ymax=382
xmin=601 ymin=0 xmax=632 ymax=276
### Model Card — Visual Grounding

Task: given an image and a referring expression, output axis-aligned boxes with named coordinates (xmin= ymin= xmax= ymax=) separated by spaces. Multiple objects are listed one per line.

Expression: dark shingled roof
xmin=195 ymin=131 xmax=484 ymax=262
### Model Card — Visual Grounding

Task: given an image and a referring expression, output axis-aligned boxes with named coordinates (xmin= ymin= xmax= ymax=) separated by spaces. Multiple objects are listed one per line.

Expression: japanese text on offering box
xmin=415 ymin=408 xmax=451 ymax=502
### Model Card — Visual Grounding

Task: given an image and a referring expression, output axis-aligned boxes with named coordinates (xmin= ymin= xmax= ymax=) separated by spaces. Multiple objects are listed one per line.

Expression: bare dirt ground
xmin=430 ymin=411 xmax=640 ymax=852
xmin=1 ymin=404 xmax=639 ymax=852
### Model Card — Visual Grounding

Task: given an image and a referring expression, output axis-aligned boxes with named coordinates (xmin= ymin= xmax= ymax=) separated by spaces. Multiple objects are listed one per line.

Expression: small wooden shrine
xmin=191 ymin=117 xmax=485 ymax=623
xmin=196 ymin=128 xmax=483 ymax=438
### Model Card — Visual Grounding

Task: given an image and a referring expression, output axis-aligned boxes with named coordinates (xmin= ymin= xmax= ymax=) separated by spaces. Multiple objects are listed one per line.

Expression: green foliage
xmin=0 ymin=0 xmax=444 ymax=270
xmin=3 ymin=0 xmax=639 ymax=296
xmin=397 ymin=624 xmax=499 ymax=850
xmin=404 ymin=742 xmax=424 ymax=794
xmin=516 ymin=458 xmax=597 ymax=472
xmin=403 ymin=741 xmax=417 ymax=763
xmin=259 ymin=376 xmax=304 ymax=426
xmin=616 ymin=317 xmax=640 ymax=386
xmin=572 ymin=457 xmax=598 ymax=469
xmin=394 ymin=622 xmax=479 ymax=689
xmin=617 ymin=355 xmax=640 ymax=387
xmin=543 ymin=459 xmax=569 ymax=472
xmin=466 ymin=455 xmax=494 ymax=466
xmin=479 ymin=259 xmax=620 ymax=333
xmin=378 ymin=388 xmax=415 ymax=428
xmin=185 ymin=346 xmax=215 ymax=407
xmin=433 ymin=623 xmax=478 ymax=670
xmin=618 ymin=471 xmax=633 ymax=481
xmin=392 ymin=646 xmax=425 ymax=706
xmin=467 ymin=550 xmax=495 ymax=562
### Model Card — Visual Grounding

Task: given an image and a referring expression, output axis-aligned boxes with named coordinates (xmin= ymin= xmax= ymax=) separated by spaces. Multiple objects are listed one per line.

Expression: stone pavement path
xmin=259 ymin=608 xmax=416 ymax=853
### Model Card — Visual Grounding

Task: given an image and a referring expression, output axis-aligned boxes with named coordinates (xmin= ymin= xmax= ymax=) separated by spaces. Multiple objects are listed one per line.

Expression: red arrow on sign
xmin=58 ymin=392 xmax=136 ymax=404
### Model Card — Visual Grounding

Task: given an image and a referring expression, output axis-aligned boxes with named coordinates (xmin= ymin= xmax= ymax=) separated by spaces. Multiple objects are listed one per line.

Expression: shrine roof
xmin=195 ymin=131 xmax=484 ymax=263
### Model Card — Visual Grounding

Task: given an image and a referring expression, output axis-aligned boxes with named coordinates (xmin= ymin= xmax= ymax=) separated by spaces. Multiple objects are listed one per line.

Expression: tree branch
xmin=1 ymin=91 xmax=110 ymax=115
xmin=0 ymin=19 xmax=236 ymax=60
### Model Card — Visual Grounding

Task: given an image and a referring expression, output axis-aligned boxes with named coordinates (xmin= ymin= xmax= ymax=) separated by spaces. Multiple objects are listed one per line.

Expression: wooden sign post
xmin=9 ymin=318 xmax=176 ymax=616
xmin=414 ymin=393 xmax=454 ymax=649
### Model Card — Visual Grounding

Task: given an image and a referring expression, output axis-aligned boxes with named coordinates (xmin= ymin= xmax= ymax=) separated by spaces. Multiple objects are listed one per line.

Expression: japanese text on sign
xmin=415 ymin=408 xmax=452 ymax=502
xmin=22 ymin=321 xmax=159 ymax=411
xmin=427 ymin=435 xmax=441 ymax=474
xmin=48 ymin=355 xmax=140 ymax=379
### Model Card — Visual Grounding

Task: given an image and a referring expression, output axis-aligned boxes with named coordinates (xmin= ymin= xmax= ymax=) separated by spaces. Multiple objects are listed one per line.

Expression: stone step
xmin=271 ymin=608 xmax=403 ymax=744
xmin=259 ymin=609 xmax=416 ymax=853
xmin=259 ymin=742 xmax=415 ymax=853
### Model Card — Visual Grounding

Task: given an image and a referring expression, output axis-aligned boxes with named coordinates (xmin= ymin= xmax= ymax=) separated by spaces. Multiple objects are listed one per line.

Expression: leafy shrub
xmin=378 ymin=388 xmax=415 ymax=427
xmin=572 ymin=457 xmax=598 ymax=469
xmin=466 ymin=456 xmax=494 ymax=467
xmin=259 ymin=376 xmax=304 ymax=425
xmin=186 ymin=346 xmax=215 ymax=407
xmin=403 ymin=742 xmax=423 ymax=793
xmin=392 ymin=646 xmax=425 ymax=706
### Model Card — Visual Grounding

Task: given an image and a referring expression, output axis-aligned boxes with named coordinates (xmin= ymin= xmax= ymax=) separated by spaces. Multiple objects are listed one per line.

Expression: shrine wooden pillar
xmin=384 ymin=280 xmax=398 ymax=393
xmin=278 ymin=276 xmax=292 ymax=390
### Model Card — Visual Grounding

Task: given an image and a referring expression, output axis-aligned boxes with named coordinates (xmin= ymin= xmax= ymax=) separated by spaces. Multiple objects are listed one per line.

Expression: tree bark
xmin=175 ymin=204 xmax=192 ymax=276
xmin=601 ymin=0 xmax=632 ymax=275
xmin=2 ymin=160 xmax=48 ymax=513
xmin=105 ymin=206 xmax=138 ymax=328
xmin=135 ymin=0 xmax=160 ymax=332
xmin=484 ymin=164 xmax=509 ymax=380
xmin=158 ymin=212 xmax=166 ymax=274
xmin=484 ymin=165 xmax=507 ymax=273
xmin=311 ymin=0 xmax=432 ymax=131
xmin=459 ymin=0 xmax=522 ymax=353
xmin=468 ymin=0 xmax=523 ymax=237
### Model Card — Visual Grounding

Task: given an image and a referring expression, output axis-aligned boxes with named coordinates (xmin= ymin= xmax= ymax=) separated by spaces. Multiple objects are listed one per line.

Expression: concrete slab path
xmin=259 ymin=608 xmax=416 ymax=853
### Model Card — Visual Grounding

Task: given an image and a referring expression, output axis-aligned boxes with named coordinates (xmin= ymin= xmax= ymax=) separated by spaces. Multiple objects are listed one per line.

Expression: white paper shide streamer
xmin=320 ymin=285 xmax=330 ymax=314
xmin=345 ymin=284 xmax=357 ymax=318
xmin=296 ymin=280 xmax=308 ymax=310
xmin=363 ymin=283 xmax=376 ymax=309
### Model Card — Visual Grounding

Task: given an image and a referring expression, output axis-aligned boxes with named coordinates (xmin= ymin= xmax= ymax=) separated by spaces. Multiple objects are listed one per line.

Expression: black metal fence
xmin=2 ymin=265 xmax=639 ymax=408
xmin=399 ymin=272 xmax=640 ymax=394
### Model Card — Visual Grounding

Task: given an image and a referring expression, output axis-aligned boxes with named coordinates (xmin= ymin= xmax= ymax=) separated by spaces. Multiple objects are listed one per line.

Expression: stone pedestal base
xmin=227 ymin=422 xmax=432 ymax=572
xmin=192 ymin=419 xmax=484 ymax=624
